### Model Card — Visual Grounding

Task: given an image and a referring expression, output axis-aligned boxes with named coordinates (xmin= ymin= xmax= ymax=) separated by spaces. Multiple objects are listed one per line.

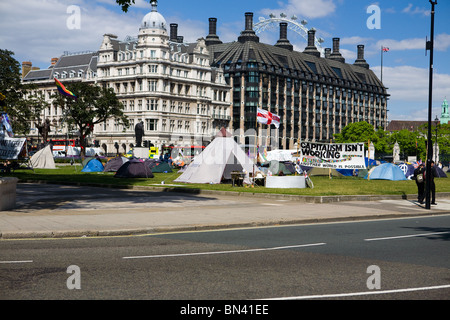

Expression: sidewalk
xmin=1 ymin=182 xmax=449 ymax=239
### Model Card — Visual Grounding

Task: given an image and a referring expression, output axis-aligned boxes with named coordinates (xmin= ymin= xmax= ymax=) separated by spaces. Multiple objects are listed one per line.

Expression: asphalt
xmin=1 ymin=182 xmax=450 ymax=239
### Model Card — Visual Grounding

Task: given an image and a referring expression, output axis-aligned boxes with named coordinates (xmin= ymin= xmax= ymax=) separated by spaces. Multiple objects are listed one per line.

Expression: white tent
xmin=31 ymin=145 xmax=56 ymax=169
xmin=175 ymin=128 xmax=258 ymax=184
xmin=266 ymin=149 xmax=296 ymax=162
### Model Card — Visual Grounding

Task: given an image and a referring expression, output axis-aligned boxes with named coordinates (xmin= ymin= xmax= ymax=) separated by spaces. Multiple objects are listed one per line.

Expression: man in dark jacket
xmin=413 ymin=163 xmax=425 ymax=204
xmin=428 ymin=161 xmax=438 ymax=205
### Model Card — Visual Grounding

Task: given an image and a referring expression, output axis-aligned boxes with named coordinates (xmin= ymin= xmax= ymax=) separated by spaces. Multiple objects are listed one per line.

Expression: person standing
xmin=428 ymin=161 xmax=438 ymax=205
xmin=413 ymin=163 xmax=425 ymax=204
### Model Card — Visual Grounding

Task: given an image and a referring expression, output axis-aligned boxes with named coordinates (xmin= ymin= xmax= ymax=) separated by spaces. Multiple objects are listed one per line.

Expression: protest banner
xmin=296 ymin=141 xmax=366 ymax=169
xmin=0 ymin=136 xmax=26 ymax=160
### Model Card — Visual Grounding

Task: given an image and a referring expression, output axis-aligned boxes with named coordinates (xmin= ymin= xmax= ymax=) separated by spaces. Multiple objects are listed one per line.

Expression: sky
xmin=1 ymin=0 xmax=449 ymax=122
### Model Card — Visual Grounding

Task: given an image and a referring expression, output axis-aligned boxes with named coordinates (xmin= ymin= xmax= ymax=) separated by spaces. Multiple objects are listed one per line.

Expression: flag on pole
xmin=54 ymin=78 xmax=77 ymax=100
xmin=382 ymin=47 xmax=389 ymax=52
xmin=0 ymin=112 xmax=14 ymax=137
xmin=257 ymin=108 xmax=280 ymax=128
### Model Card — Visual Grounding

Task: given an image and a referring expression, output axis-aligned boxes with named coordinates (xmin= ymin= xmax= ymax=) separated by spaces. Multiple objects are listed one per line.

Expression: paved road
xmin=0 ymin=216 xmax=448 ymax=300
xmin=1 ymin=183 xmax=450 ymax=239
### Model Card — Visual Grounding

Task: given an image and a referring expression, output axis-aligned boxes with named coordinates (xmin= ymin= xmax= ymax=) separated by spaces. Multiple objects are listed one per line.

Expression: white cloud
xmin=402 ymin=3 xmax=430 ymax=16
xmin=372 ymin=65 xmax=450 ymax=120
xmin=0 ymin=0 xmax=142 ymax=68
xmin=260 ymin=0 xmax=337 ymax=19
xmin=369 ymin=33 xmax=450 ymax=54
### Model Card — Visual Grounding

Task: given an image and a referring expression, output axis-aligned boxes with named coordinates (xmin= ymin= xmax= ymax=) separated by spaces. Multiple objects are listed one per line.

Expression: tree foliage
xmin=116 ymin=0 xmax=137 ymax=12
xmin=0 ymin=49 xmax=48 ymax=135
xmin=333 ymin=121 xmax=447 ymax=161
xmin=52 ymin=82 xmax=129 ymax=158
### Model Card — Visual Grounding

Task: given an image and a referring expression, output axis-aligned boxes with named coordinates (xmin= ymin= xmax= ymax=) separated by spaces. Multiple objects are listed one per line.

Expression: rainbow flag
xmin=54 ymin=78 xmax=77 ymax=100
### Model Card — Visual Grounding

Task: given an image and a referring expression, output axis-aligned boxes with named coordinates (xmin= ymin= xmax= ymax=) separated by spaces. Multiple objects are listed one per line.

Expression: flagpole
xmin=381 ymin=46 xmax=383 ymax=83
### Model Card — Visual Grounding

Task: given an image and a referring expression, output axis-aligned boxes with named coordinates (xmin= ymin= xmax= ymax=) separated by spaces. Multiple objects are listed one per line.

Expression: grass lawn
xmin=2 ymin=164 xmax=449 ymax=197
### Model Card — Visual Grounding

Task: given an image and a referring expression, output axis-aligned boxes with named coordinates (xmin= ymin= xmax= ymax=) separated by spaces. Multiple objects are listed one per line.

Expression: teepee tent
xmin=174 ymin=128 xmax=258 ymax=184
xmin=30 ymin=145 xmax=56 ymax=169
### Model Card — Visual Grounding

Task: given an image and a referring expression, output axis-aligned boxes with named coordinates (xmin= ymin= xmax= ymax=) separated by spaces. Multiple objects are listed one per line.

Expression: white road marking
xmin=0 ymin=260 xmax=33 ymax=264
xmin=264 ymin=284 xmax=450 ymax=300
xmin=123 ymin=243 xmax=326 ymax=259
xmin=364 ymin=231 xmax=450 ymax=241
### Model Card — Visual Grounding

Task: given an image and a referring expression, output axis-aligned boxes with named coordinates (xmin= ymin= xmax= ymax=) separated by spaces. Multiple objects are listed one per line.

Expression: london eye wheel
xmin=254 ymin=13 xmax=325 ymax=55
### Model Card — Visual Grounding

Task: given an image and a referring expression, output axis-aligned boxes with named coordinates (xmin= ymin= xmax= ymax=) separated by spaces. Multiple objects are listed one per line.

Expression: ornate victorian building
xmin=23 ymin=1 xmax=231 ymax=154
xmin=22 ymin=1 xmax=388 ymax=154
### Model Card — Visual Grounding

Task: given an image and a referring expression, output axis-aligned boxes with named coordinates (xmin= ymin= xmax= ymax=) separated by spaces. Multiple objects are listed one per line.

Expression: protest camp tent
xmin=266 ymin=149 xmax=295 ymax=162
xmin=267 ymin=160 xmax=296 ymax=175
xmin=368 ymin=163 xmax=407 ymax=180
xmin=397 ymin=162 xmax=415 ymax=180
xmin=81 ymin=158 xmax=104 ymax=172
xmin=147 ymin=160 xmax=173 ymax=173
xmin=174 ymin=128 xmax=258 ymax=184
xmin=114 ymin=159 xmax=154 ymax=178
xmin=435 ymin=166 xmax=448 ymax=178
xmin=30 ymin=145 xmax=56 ymax=169
xmin=103 ymin=156 xmax=129 ymax=172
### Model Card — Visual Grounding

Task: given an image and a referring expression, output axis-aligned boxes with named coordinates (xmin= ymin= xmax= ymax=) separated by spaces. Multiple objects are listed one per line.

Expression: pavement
xmin=1 ymin=182 xmax=450 ymax=239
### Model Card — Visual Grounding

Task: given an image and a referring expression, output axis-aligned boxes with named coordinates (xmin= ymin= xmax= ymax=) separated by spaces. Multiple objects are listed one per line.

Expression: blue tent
xmin=397 ymin=162 xmax=415 ymax=180
xmin=81 ymin=158 xmax=104 ymax=172
xmin=368 ymin=163 xmax=407 ymax=181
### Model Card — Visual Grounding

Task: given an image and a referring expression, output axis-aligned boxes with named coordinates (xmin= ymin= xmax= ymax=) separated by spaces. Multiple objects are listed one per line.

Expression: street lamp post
xmin=425 ymin=0 xmax=437 ymax=210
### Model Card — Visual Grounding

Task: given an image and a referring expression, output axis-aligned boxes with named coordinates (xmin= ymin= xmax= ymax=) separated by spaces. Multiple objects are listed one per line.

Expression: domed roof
xmin=140 ymin=0 xmax=166 ymax=30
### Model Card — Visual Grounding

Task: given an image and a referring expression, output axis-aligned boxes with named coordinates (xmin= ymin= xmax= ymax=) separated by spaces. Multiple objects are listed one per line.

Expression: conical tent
xmin=368 ymin=163 xmax=407 ymax=180
xmin=114 ymin=159 xmax=154 ymax=178
xmin=81 ymin=158 xmax=104 ymax=172
xmin=103 ymin=156 xmax=129 ymax=172
xmin=30 ymin=145 xmax=56 ymax=169
xmin=174 ymin=128 xmax=258 ymax=184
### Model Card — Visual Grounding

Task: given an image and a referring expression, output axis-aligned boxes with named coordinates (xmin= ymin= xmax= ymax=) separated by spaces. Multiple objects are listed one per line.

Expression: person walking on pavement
xmin=413 ymin=163 xmax=425 ymax=204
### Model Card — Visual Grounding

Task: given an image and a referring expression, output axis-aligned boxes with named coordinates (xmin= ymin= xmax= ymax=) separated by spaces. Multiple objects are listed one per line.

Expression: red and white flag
xmin=382 ymin=47 xmax=389 ymax=52
xmin=257 ymin=108 xmax=280 ymax=128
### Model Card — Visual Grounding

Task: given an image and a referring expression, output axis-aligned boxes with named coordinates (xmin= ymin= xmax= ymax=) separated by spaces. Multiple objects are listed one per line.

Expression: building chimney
xmin=303 ymin=28 xmax=320 ymax=57
xmin=238 ymin=12 xmax=259 ymax=43
xmin=22 ymin=61 xmax=32 ymax=79
xmin=354 ymin=45 xmax=369 ymax=69
xmin=324 ymin=48 xmax=331 ymax=59
xmin=275 ymin=22 xmax=293 ymax=51
xmin=170 ymin=23 xmax=178 ymax=42
xmin=205 ymin=17 xmax=222 ymax=46
xmin=329 ymin=37 xmax=345 ymax=63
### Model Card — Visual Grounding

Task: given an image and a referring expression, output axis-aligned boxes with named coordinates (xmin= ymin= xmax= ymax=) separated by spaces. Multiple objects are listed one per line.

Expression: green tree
xmin=116 ymin=0 xmax=138 ymax=12
xmin=417 ymin=122 xmax=450 ymax=159
xmin=388 ymin=129 xmax=425 ymax=160
xmin=0 ymin=49 xmax=47 ymax=135
xmin=333 ymin=121 xmax=389 ymax=155
xmin=52 ymin=82 xmax=129 ymax=158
